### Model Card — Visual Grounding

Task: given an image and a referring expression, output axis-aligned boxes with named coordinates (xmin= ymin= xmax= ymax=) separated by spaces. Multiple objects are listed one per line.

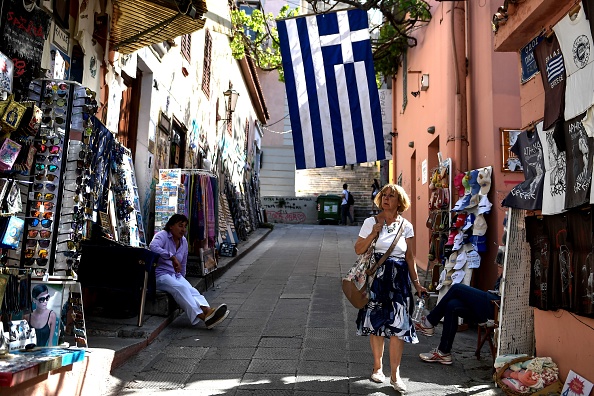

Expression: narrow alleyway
xmin=103 ymin=224 xmax=500 ymax=395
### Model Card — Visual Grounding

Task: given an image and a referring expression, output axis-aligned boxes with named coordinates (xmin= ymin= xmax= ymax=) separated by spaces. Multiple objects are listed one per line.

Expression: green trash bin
xmin=316 ymin=194 xmax=342 ymax=224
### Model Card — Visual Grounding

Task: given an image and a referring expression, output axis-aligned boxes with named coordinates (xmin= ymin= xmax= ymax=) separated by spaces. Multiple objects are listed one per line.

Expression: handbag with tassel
xmin=342 ymin=218 xmax=404 ymax=309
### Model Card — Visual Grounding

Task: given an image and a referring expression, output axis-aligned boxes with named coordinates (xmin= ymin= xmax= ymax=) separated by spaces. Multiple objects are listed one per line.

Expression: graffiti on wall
xmin=261 ymin=196 xmax=317 ymax=224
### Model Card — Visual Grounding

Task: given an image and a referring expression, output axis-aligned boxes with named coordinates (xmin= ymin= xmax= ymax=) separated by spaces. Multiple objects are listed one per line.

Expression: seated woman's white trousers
xmin=156 ymin=273 xmax=209 ymax=325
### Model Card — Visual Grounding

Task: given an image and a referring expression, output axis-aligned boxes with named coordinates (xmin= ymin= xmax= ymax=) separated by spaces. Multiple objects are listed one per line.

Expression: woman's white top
xmin=358 ymin=216 xmax=414 ymax=259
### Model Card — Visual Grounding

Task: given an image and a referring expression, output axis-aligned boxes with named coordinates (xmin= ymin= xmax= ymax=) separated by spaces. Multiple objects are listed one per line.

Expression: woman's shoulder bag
xmin=342 ymin=217 xmax=404 ymax=309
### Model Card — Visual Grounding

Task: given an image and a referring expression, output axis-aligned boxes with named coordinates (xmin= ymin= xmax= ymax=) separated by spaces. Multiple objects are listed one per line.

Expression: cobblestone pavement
xmin=103 ymin=224 xmax=502 ymax=395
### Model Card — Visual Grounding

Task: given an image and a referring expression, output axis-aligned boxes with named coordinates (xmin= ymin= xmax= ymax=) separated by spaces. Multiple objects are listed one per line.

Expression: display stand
xmin=109 ymin=146 xmax=146 ymax=247
xmin=424 ymin=157 xmax=451 ymax=292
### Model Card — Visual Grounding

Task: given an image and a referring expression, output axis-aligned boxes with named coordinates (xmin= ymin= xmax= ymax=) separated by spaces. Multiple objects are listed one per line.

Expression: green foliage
xmin=230 ymin=1 xmax=432 ymax=82
xmin=230 ymin=5 xmax=298 ymax=82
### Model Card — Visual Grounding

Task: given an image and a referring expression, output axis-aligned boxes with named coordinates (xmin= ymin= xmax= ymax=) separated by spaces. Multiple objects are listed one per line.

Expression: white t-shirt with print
xmin=553 ymin=6 xmax=594 ymax=120
xmin=537 ymin=121 xmax=567 ymax=214
xmin=358 ymin=216 xmax=414 ymax=258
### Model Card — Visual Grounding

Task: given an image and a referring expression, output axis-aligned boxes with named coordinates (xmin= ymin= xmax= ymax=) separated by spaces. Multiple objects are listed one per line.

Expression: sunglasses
xmin=35 ymin=155 xmax=61 ymax=163
xmin=40 ymin=137 xmax=62 ymax=145
xmin=30 ymin=258 xmax=48 ymax=267
xmin=38 ymin=249 xmax=49 ymax=259
xmin=29 ymin=211 xmax=53 ymax=220
xmin=29 ymin=218 xmax=53 ymax=227
xmin=25 ymin=249 xmax=36 ymax=258
xmin=41 ymin=116 xmax=65 ymax=125
xmin=33 ymin=183 xmax=57 ymax=192
xmin=36 ymin=295 xmax=51 ymax=303
xmin=43 ymin=96 xmax=67 ymax=106
xmin=35 ymin=173 xmax=57 ymax=181
xmin=26 ymin=239 xmax=51 ymax=248
xmin=60 ymin=240 xmax=79 ymax=250
xmin=35 ymin=163 xmax=59 ymax=172
xmin=36 ymin=145 xmax=61 ymax=154
xmin=32 ymin=202 xmax=55 ymax=210
xmin=33 ymin=192 xmax=55 ymax=201
xmin=33 ymin=268 xmax=48 ymax=276
xmin=58 ymin=250 xmax=79 ymax=258
xmin=27 ymin=229 xmax=51 ymax=238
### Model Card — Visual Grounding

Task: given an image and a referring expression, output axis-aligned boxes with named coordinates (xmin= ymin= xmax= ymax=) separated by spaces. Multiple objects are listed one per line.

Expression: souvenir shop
xmin=152 ymin=163 xmax=261 ymax=279
xmin=424 ymin=157 xmax=495 ymax=299
xmin=0 ymin=68 xmax=156 ymax=387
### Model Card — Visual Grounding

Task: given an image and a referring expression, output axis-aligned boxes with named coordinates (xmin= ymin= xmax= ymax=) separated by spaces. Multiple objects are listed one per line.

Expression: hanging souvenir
xmin=0 ymin=99 xmax=26 ymax=132
xmin=0 ymin=138 xmax=22 ymax=171
xmin=0 ymin=215 xmax=24 ymax=249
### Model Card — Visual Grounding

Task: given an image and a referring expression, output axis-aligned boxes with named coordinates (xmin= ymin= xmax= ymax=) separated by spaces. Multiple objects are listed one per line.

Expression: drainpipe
xmin=449 ymin=2 xmax=468 ymax=173
xmin=392 ymin=75 xmax=398 ymax=184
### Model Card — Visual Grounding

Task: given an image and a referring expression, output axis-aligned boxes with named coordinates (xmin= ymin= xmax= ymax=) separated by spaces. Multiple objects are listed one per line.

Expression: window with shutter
xmin=202 ymin=29 xmax=212 ymax=98
xmin=181 ymin=34 xmax=191 ymax=62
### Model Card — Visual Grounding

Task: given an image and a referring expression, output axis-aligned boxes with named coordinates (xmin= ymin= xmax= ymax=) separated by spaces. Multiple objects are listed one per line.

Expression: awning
xmin=110 ymin=0 xmax=207 ymax=54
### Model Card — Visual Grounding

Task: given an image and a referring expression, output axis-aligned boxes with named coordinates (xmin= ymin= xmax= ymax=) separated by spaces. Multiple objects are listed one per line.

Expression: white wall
xmin=109 ymin=0 xmax=264 ymax=227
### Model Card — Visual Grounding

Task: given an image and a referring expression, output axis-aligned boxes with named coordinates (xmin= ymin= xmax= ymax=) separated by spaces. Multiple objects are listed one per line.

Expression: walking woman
xmin=354 ymin=184 xmax=427 ymax=392
xmin=150 ymin=214 xmax=228 ymax=329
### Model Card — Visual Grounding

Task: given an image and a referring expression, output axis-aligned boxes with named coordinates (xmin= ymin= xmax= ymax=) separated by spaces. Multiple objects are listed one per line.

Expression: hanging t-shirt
xmin=533 ymin=34 xmax=566 ymax=130
xmin=80 ymin=33 xmax=102 ymax=95
xmin=525 ymin=216 xmax=552 ymax=311
xmin=562 ymin=112 xmax=592 ymax=209
xmin=501 ymin=129 xmax=545 ymax=210
xmin=537 ymin=121 xmax=567 ymax=215
xmin=75 ymin=0 xmax=100 ymax=41
xmin=583 ymin=0 xmax=594 ymax=36
xmin=566 ymin=209 xmax=594 ymax=316
xmin=553 ymin=4 xmax=594 ymax=120
xmin=583 ymin=109 xmax=594 ymax=204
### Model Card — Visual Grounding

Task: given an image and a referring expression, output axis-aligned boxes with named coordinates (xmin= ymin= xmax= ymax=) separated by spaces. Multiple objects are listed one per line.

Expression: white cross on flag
xmin=277 ymin=9 xmax=387 ymax=170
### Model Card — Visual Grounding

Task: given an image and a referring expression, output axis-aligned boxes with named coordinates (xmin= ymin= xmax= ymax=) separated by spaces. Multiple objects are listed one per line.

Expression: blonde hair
xmin=373 ymin=184 xmax=411 ymax=213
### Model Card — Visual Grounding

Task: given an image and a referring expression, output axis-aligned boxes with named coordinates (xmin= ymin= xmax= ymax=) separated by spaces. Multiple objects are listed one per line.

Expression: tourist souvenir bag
xmin=342 ymin=218 xmax=404 ymax=309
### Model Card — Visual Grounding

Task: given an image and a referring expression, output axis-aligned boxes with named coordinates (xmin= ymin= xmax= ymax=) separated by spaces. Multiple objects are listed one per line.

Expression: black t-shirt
xmin=561 ymin=112 xmax=593 ymax=209
xmin=533 ymin=34 xmax=566 ymax=130
xmin=501 ymin=130 xmax=545 ymax=210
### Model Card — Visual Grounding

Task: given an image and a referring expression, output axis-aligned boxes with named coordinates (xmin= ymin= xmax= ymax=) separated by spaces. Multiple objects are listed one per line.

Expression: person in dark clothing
xmin=416 ymin=264 xmax=503 ymax=365
xmin=371 ymin=179 xmax=381 ymax=214
xmin=341 ymin=183 xmax=354 ymax=225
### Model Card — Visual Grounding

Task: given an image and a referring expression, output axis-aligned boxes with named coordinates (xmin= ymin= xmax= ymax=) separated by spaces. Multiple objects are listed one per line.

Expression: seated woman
xmin=416 ymin=263 xmax=503 ymax=365
xmin=149 ymin=214 xmax=228 ymax=329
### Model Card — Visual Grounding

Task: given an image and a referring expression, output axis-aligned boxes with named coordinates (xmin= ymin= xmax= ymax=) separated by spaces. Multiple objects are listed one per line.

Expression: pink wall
xmin=393 ymin=0 xmax=521 ymax=291
xmin=534 ymin=310 xmax=594 ymax=385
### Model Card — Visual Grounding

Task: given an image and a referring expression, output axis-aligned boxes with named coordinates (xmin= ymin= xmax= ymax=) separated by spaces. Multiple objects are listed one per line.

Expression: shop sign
xmin=0 ymin=0 xmax=51 ymax=99
xmin=52 ymin=23 xmax=69 ymax=54
xmin=520 ymin=35 xmax=543 ymax=84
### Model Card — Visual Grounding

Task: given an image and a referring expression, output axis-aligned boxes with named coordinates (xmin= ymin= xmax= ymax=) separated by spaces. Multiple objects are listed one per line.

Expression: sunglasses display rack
xmin=22 ymin=80 xmax=96 ymax=276
xmin=109 ymin=143 xmax=146 ymax=247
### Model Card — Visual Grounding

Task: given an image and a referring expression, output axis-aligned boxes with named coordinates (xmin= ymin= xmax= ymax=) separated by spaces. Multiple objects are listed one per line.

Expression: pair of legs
xmin=341 ymin=204 xmax=353 ymax=225
xmin=156 ymin=273 xmax=214 ymax=325
xmin=370 ymin=335 xmax=404 ymax=381
xmin=425 ymin=283 xmax=499 ymax=353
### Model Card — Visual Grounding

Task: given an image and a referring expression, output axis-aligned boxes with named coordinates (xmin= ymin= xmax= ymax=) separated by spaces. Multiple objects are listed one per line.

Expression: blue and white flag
xmin=277 ymin=8 xmax=386 ymax=170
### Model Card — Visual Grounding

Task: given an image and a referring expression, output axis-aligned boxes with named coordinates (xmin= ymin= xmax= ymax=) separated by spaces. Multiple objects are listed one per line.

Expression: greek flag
xmin=277 ymin=9 xmax=386 ymax=170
